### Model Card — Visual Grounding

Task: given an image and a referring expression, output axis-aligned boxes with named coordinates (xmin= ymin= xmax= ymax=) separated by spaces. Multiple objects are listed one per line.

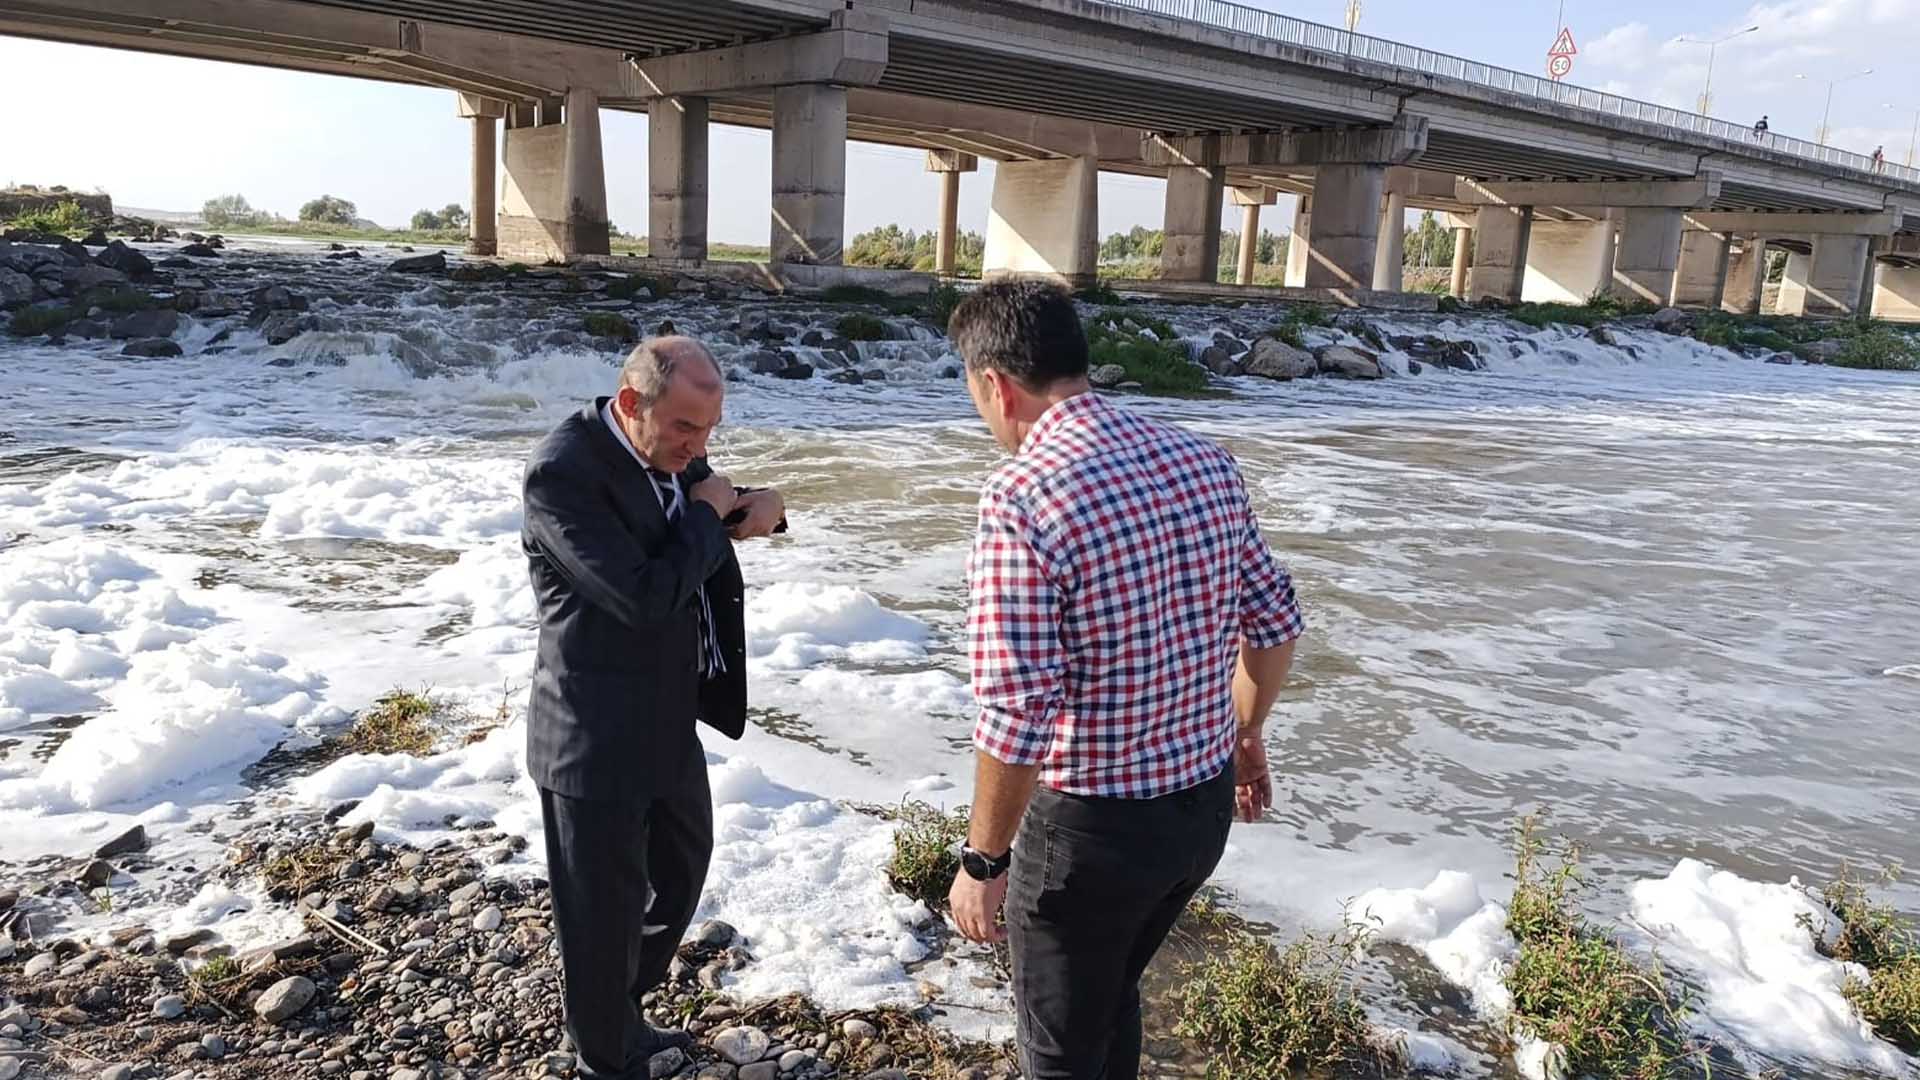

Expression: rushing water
xmin=4 ymin=240 xmax=1920 ymax=1076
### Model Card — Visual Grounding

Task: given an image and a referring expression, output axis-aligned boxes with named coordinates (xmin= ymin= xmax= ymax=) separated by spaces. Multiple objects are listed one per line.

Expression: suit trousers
xmin=1006 ymin=765 xmax=1235 ymax=1080
xmin=538 ymin=742 xmax=712 ymax=1080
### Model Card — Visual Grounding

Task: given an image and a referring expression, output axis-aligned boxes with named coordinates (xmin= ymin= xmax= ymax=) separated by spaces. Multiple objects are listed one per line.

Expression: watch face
xmin=961 ymin=848 xmax=991 ymax=881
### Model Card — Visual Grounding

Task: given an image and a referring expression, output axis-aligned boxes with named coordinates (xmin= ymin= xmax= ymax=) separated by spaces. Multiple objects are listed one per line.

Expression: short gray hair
xmin=620 ymin=336 xmax=723 ymax=406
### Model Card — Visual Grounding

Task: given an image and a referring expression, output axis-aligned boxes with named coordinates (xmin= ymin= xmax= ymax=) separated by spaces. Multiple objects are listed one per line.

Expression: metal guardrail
xmin=1091 ymin=0 xmax=1920 ymax=186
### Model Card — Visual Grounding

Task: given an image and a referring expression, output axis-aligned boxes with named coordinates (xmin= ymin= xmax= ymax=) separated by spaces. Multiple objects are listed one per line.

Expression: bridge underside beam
xmin=1684 ymin=210 xmax=1900 ymax=237
xmin=1457 ymin=174 xmax=1722 ymax=210
xmin=1143 ymin=116 xmax=1427 ymax=169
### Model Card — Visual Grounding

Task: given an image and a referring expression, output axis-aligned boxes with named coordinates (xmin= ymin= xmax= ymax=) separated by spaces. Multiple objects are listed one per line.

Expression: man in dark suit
xmin=521 ymin=336 xmax=786 ymax=1079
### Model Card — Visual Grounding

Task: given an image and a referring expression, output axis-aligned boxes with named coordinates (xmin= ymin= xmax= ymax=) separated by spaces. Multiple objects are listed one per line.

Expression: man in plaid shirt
xmin=944 ymin=281 xmax=1305 ymax=1080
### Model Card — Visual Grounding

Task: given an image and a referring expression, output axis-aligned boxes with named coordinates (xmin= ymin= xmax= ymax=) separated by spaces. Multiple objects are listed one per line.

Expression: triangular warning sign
xmin=1549 ymin=27 xmax=1578 ymax=57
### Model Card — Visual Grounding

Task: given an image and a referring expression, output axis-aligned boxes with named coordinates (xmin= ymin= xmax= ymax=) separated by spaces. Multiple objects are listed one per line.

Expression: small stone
xmin=448 ymin=881 xmax=485 ymax=905
xmin=472 ymin=905 xmax=503 ymax=933
xmin=97 ymin=1066 xmax=133 ymax=1080
xmin=152 ymin=995 xmax=187 ymax=1019
xmin=94 ymin=825 xmax=149 ymax=858
xmin=79 ymin=859 xmax=116 ymax=888
xmin=740 ymin=1063 xmax=778 ymax=1080
xmin=713 ymin=1026 xmax=771 ymax=1066
xmin=0 ymin=1060 xmax=19 ymax=1080
xmin=201 ymin=1034 xmax=227 ymax=1058
xmin=649 ymin=1046 xmax=689 ymax=1078
xmin=53 ymin=1005 xmax=91 ymax=1025
xmin=254 ymin=975 xmax=318 ymax=1023
xmin=162 ymin=928 xmax=213 ymax=953
xmin=24 ymin=952 xmax=57 ymax=978
xmin=1089 ymin=363 xmax=1128 ymax=388
xmin=694 ymin=919 xmax=737 ymax=949
xmin=779 ymin=1049 xmax=812 ymax=1072
xmin=842 ymin=1018 xmax=877 ymax=1044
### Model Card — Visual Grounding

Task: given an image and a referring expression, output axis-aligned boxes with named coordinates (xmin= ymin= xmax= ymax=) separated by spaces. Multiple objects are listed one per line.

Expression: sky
xmin=3 ymin=0 xmax=1917 ymax=243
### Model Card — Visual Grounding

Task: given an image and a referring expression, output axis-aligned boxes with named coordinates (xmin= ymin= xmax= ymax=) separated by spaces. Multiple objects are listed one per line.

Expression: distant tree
xmin=410 ymin=209 xmax=443 ymax=231
xmin=202 ymin=194 xmax=255 ymax=228
xmin=438 ymin=204 xmax=469 ymax=230
xmin=299 ymin=195 xmax=358 ymax=225
xmin=1403 ymin=211 xmax=1454 ymax=268
xmin=1256 ymin=229 xmax=1285 ymax=265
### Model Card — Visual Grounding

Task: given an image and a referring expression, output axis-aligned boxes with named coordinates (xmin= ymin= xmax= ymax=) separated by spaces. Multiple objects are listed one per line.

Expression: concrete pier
xmin=1804 ymin=234 xmax=1874 ymax=316
xmin=982 ymin=156 xmax=1098 ymax=287
xmin=1469 ymin=206 xmax=1533 ymax=303
xmin=1450 ymin=226 xmax=1472 ymax=297
xmin=1873 ymin=264 xmax=1920 ymax=322
xmin=1776 ymin=250 xmax=1812 ymax=315
xmin=771 ymin=84 xmax=848 ymax=264
xmin=1608 ymin=207 xmax=1685 ymax=304
xmin=1231 ymin=187 xmax=1274 ymax=286
xmin=1284 ymin=196 xmax=1312 ymax=288
xmin=1161 ymin=158 xmax=1227 ymax=283
xmin=1372 ymin=188 xmax=1406 ymax=292
xmin=499 ymin=86 xmax=607 ymax=263
xmin=457 ymin=93 xmax=504 ymax=257
xmin=1722 ymin=236 xmax=1767 ymax=315
xmin=1672 ymin=229 xmax=1731 ymax=309
xmin=926 ymin=150 xmax=977 ymax=276
xmin=1303 ymin=164 xmax=1386 ymax=289
xmin=1523 ymin=219 xmax=1614 ymax=304
xmin=649 ymin=95 xmax=710 ymax=261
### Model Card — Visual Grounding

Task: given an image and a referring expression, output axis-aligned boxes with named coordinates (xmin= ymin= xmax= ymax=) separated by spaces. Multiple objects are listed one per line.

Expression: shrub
xmin=1505 ymin=818 xmax=1705 ymax=1079
xmin=9 ymin=200 xmax=91 ymax=236
xmin=1073 ymin=282 xmax=1125 ymax=306
xmin=299 ymin=194 xmax=358 ymax=225
xmin=337 ymin=688 xmax=453 ymax=756
xmin=82 ymin=287 xmax=156 ymax=314
xmin=583 ymin=312 xmax=638 ymax=342
xmin=1088 ymin=307 xmax=1174 ymax=340
xmin=1173 ymin=923 xmax=1404 ymax=1078
xmin=835 ymin=313 xmax=891 ymax=341
xmin=6 ymin=305 xmax=75 ymax=337
xmin=1829 ymin=328 xmax=1920 ymax=371
xmin=927 ymin=283 xmax=964 ymax=330
xmin=1809 ymin=868 xmax=1920 ymax=1053
xmin=1086 ymin=324 xmax=1209 ymax=395
xmin=885 ymin=801 xmax=969 ymax=908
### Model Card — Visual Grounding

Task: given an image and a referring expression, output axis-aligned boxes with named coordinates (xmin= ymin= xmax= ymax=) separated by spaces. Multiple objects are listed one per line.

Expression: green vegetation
xmin=885 ymin=801 xmax=969 ymax=908
xmin=1085 ymin=318 xmax=1209 ymax=395
xmin=8 ymin=199 xmax=91 ymax=236
xmin=337 ymin=687 xmax=458 ymax=757
xmin=1809 ymin=868 xmax=1920 ymax=1053
xmin=190 ymin=955 xmax=242 ymax=987
xmin=6 ymin=305 xmax=74 ymax=336
xmin=410 ymin=204 xmax=470 ymax=232
xmin=1173 ymin=921 xmax=1403 ymax=1078
xmin=201 ymin=193 xmax=263 ymax=229
xmin=605 ymin=274 xmax=667 ymax=301
xmin=584 ymin=312 xmax=638 ymax=341
xmin=820 ymin=284 xmax=895 ymax=305
xmin=1832 ymin=327 xmax=1920 ymax=371
xmin=299 ymin=194 xmax=359 ymax=226
xmin=82 ymin=287 xmax=156 ymax=314
xmin=1264 ymin=304 xmax=1334 ymax=347
xmin=1509 ymin=294 xmax=1658 ymax=330
xmin=1089 ymin=306 xmax=1174 ymax=340
xmin=1689 ymin=314 xmax=1797 ymax=353
xmin=1505 ymin=818 xmax=1704 ymax=1079
xmin=1073 ymin=282 xmax=1126 ymax=306
xmin=835 ymin=313 xmax=891 ymax=341
xmin=927 ymin=283 xmax=965 ymax=330
xmin=846 ymin=223 xmax=984 ymax=274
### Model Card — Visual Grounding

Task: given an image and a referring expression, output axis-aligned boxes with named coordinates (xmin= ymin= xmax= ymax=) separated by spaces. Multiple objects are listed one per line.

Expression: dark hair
xmin=946 ymin=280 xmax=1089 ymax=389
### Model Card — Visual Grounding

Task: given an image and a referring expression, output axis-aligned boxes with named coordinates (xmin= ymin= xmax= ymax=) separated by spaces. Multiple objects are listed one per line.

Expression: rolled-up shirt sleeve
xmin=968 ymin=484 xmax=1066 ymax=766
xmin=1239 ymin=496 xmax=1305 ymax=649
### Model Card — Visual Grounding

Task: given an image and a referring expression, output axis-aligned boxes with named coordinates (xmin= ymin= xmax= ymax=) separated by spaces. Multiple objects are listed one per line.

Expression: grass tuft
xmin=1808 ymin=867 xmax=1920 ymax=1053
xmin=1172 ymin=920 xmax=1404 ymax=1078
xmin=6 ymin=305 xmax=75 ymax=336
xmin=82 ymin=287 xmax=156 ymax=314
xmin=927 ymin=283 xmax=965 ymax=330
xmin=1086 ymin=324 xmax=1209 ymax=395
xmin=1830 ymin=328 xmax=1920 ymax=371
xmin=338 ymin=687 xmax=452 ymax=757
xmin=1073 ymin=282 xmax=1126 ymax=306
xmin=1505 ymin=817 xmax=1705 ymax=1079
xmin=835 ymin=313 xmax=891 ymax=342
xmin=9 ymin=199 xmax=92 ymax=236
xmin=190 ymin=954 xmax=242 ymax=988
xmin=885 ymin=801 xmax=969 ymax=908
xmin=583 ymin=312 xmax=637 ymax=342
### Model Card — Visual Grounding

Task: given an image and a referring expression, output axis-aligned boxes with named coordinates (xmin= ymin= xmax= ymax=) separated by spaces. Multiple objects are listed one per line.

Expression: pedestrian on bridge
xmin=1754 ymin=115 xmax=1770 ymax=140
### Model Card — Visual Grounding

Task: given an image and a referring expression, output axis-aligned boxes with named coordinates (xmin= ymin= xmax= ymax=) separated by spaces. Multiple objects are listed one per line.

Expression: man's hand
xmin=1233 ymin=729 xmax=1272 ymax=824
xmin=688 ymin=472 xmax=737 ymax=520
xmin=948 ymin=869 xmax=1010 ymax=943
xmin=727 ymin=488 xmax=786 ymax=540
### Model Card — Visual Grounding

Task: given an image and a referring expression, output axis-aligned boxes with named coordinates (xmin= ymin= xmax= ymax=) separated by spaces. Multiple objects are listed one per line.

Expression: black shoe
xmin=639 ymin=1023 xmax=695 ymax=1055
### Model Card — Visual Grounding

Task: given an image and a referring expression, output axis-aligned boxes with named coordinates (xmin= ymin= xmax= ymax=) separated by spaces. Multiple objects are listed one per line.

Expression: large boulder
xmin=95 ymin=240 xmax=153 ymax=279
xmin=249 ymin=285 xmax=309 ymax=314
xmin=1197 ymin=345 xmax=1243 ymax=377
xmin=389 ymin=251 xmax=447 ymax=273
xmin=1650 ymin=307 xmax=1690 ymax=333
xmin=1391 ymin=334 xmax=1482 ymax=372
xmin=122 ymin=338 xmax=183 ymax=358
xmin=178 ymin=243 xmax=220 ymax=258
xmin=1242 ymin=338 xmax=1317 ymax=381
xmin=110 ymin=308 xmax=180 ymax=340
xmin=1090 ymin=363 xmax=1129 ymax=388
xmin=0 ymin=242 xmax=64 ymax=277
xmin=62 ymin=264 xmax=129 ymax=294
xmin=1314 ymin=345 xmax=1383 ymax=380
xmin=1798 ymin=339 xmax=1847 ymax=364
xmin=0 ymin=267 xmax=32 ymax=308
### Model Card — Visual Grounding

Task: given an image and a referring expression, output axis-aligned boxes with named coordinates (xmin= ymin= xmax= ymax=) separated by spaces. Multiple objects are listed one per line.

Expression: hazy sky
xmin=3 ymin=0 xmax=1916 ymax=242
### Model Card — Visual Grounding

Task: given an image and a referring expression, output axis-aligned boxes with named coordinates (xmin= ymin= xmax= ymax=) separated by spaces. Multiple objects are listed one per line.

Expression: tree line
xmin=1100 ymin=210 xmax=1459 ymax=269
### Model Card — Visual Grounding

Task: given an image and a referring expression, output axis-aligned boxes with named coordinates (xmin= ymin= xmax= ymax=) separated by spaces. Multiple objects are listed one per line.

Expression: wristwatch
xmin=960 ymin=845 xmax=1012 ymax=881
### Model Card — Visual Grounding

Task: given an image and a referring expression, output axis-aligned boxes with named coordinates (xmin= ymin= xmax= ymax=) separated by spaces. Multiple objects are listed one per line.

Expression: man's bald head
xmin=620 ymin=335 xmax=724 ymax=406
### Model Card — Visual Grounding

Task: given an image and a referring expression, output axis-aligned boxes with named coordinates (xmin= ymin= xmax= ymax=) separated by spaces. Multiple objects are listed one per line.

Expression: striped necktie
xmin=648 ymin=468 xmax=724 ymax=678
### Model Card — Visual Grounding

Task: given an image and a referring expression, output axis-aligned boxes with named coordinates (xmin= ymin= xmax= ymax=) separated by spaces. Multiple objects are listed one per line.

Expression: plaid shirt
xmin=968 ymin=393 xmax=1305 ymax=799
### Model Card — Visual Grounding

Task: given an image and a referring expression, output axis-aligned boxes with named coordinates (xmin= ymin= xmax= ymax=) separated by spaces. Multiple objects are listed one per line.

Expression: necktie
xmin=648 ymin=469 xmax=724 ymax=678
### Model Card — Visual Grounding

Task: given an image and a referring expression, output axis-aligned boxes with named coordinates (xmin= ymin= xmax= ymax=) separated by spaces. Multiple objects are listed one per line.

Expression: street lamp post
xmin=1676 ymin=25 xmax=1759 ymax=115
xmin=1886 ymin=103 xmax=1920 ymax=168
xmin=1796 ymin=69 xmax=1876 ymax=146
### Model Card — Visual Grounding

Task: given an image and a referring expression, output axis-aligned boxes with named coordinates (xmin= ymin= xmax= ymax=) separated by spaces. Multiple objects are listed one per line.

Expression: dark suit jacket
xmin=521 ymin=398 xmax=748 ymax=800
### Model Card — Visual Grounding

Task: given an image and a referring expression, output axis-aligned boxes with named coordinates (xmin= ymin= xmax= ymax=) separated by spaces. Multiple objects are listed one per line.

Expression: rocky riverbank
xmin=0 ymin=806 xmax=1020 ymax=1080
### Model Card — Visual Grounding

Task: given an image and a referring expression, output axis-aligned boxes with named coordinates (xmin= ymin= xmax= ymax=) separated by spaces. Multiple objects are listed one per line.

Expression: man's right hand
xmin=689 ymin=472 xmax=737 ymax=520
xmin=1233 ymin=730 xmax=1272 ymax=824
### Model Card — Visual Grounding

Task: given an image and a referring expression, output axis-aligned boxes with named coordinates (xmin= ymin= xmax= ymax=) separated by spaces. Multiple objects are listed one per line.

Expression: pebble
xmin=255 ymin=975 xmax=318 ymax=1023
xmin=472 ymin=905 xmax=503 ymax=933
xmin=202 ymin=1034 xmax=228 ymax=1058
xmin=23 ymin=952 xmax=57 ymax=978
xmin=0 ymin=1062 xmax=18 ymax=1080
xmin=779 ymin=1049 xmax=814 ymax=1072
xmin=695 ymin=919 xmax=737 ymax=948
xmin=648 ymin=1046 xmax=689 ymax=1078
xmin=97 ymin=1066 xmax=133 ymax=1080
xmin=152 ymin=994 xmax=187 ymax=1019
xmin=713 ymin=1025 xmax=771 ymax=1066
xmin=843 ymin=1018 xmax=878 ymax=1043
xmin=739 ymin=1062 xmax=779 ymax=1080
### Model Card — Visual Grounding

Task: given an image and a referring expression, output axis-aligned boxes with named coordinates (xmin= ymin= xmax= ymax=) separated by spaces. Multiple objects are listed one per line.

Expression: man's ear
xmin=986 ymin=369 xmax=1021 ymax=425
xmin=615 ymin=385 xmax=641 ymax=419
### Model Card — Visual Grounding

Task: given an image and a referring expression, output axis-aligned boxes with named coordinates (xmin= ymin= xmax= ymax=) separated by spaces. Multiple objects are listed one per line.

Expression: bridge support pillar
xmin=983 ymin=156 xmax=1099 ymax=288
xmin=926 ymin=151 xmax=978 ymax=276
xmin=1722 ymin=236 xmax=1767 ymax=315
xmin=1469 ymin=206 xmax=1533 ymax=304
xmin=499 ymin=87 xmax=608 ymax=263
xmin=1608 ymin=207 xmax=1684 ymax=305
xmin=1283 ymin=196 xmax=1312 ymax=288
xmin=457 ymin=94 xmax=505 ymax=257
xmin=1776 ymin=250 xmax=1812 ymax=315
xmin=1449 ymin=226 xmax=1472 ymax=297
xmin=771 ymin=84 xmax=848 ymax=264
xmin=1522 ymin=220 xmax=1614 ymax=304
xmin=1803 ymin=234 xmax=1874 ymax=316
xmin=1231 ymin=187 xmax=1275 ymax=286
xmin=1161 ymin=161 xmax=1227 ymax=283
xmin=1873 ymin=264 xmax=1920 ymax=323
xmin=1302 ymin=164 xmax=1385 ymax=289
xmin=1372 ymin=188 xmax=1406 ymax=292
xmin=650 ymin=95 xmax=710 ymax=261
xmin=1671 ymin=229 xmax=1731 ymax=309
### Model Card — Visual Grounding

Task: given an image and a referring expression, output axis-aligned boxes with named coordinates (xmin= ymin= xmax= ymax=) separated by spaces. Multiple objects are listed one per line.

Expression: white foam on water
xmin=1629 ymin=859 xmax=1915 ymax=1075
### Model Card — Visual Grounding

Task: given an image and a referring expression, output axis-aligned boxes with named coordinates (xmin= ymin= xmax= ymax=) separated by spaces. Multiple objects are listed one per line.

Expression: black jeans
xmin=538 ymin=743 xmax=712 ymax=1080
xmin=1006 ymin=766 xmax=1235 ymax=1080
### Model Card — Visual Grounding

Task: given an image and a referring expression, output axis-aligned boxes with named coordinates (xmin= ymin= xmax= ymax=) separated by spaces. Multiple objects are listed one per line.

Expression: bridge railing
xmin=1094 ymin=0 xmax=1920 ymax=185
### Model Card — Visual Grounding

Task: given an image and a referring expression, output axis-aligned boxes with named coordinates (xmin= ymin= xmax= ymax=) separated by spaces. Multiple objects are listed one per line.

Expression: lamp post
xmin=1886 ymin=103 xmax=1920 ymax=168
xmin=1675 ymin=25 xmax=1759 ymax=115
xmin=1796 ymin=69 xmax=1876 ymax=146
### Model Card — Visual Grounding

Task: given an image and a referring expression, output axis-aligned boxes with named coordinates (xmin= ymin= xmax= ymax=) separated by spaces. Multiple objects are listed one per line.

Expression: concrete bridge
xmin=8 ymin=0 xmax=1920 ymax=319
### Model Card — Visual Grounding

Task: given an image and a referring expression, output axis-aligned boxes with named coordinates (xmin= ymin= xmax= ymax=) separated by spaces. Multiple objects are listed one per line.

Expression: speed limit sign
xmin=1548 ymin=53 xmax=1573 ymax=79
